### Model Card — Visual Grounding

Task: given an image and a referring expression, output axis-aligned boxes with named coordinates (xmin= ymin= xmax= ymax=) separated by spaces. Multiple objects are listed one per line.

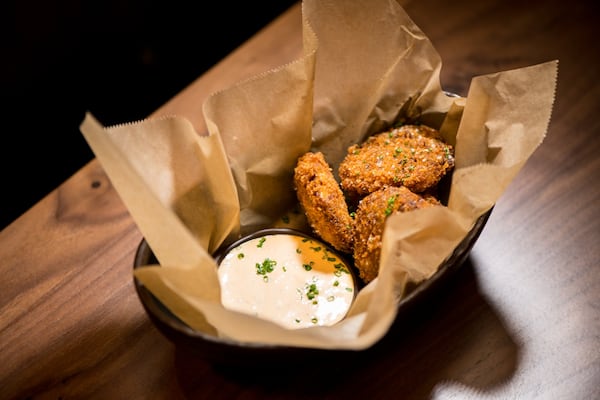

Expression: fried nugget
xmin=338 ymin=124 xmax=455 ymax=198
xmin=353 ymin=186 xmax=439 ymax=283
xmin=293 ymin=152 xmax=354 ymax=253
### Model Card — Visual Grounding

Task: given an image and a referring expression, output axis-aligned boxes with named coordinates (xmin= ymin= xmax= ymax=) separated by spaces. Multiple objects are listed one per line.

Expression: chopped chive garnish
xmin=306 ymin=283 xmax=319 ymax=300
xmin=256 ymin=258 xmax=276 ymax=275
xmin=385 ymin=195 xmax=397 ymax=216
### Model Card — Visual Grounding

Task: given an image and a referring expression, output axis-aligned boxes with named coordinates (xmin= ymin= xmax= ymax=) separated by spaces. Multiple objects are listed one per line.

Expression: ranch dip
xmin=217 ymin=231 xmax=355 ymax=329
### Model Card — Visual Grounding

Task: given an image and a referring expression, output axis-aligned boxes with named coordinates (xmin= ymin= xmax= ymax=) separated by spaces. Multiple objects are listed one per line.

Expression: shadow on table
xmin=173 ymin=257 xmax=520 ymax=399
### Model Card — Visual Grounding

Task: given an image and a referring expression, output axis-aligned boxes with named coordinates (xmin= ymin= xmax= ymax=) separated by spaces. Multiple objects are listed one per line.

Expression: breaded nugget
xmin=353 ymin=186 xmax=439 ymax=283
xmin=293 ymin=152 xmax=354 ymax=253
xmin=338 ymin=124 xmax=455 ymax=197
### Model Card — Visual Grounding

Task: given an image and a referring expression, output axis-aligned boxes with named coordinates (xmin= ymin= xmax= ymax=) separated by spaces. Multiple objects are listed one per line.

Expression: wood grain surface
xmin=1 ymin=1 xmax=599 ymax=399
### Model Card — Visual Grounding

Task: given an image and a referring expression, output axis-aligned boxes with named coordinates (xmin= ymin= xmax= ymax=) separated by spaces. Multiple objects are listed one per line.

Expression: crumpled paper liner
xmin=80 ymin=0 xmax=557 ymax=350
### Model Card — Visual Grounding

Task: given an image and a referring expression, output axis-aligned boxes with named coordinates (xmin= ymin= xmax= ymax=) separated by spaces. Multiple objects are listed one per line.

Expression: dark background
xmin=2 ymin=0 xmax=297 ymax=230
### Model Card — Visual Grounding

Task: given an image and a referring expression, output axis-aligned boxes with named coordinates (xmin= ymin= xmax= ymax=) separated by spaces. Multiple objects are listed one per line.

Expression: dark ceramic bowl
xmin=133 ymin=208 xmax=492 ymax=367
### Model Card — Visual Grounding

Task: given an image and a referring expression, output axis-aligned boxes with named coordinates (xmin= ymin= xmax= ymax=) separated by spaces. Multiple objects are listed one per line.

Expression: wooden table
xmin=2 ymin=1 xmax=598 ymax=398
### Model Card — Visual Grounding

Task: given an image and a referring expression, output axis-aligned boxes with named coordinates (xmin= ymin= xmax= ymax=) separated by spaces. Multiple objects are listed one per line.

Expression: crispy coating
xmin=352 ymin=186 xmax=439 ymax=284
xmin=293 ymin=152 xmax=354 ymax=253
xmin=338 ymin=124 xmax=455 ymax=197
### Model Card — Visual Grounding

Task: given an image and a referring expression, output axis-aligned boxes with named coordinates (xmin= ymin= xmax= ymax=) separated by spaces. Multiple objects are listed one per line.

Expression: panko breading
xmin=293 ymin=152 xmax=354 ymax=253
xmin=352 ymin=186 xmax=439 ymax=284
xmin=338 ymin=124 xmax=455 ymax=198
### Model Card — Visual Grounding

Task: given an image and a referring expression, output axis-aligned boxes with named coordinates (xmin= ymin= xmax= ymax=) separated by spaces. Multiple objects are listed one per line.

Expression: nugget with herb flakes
xmin=352 ymin=185 xmax=439 ymax=283
xmin=293 ymin=152 xmax=355 ymax=254
xmin=338 ymin=124 xmax=454 ymax=198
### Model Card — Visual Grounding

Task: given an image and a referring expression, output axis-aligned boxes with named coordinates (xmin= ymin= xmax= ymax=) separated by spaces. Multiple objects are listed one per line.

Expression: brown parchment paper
xmin=80 ymin=0 xmax=558 ymax=350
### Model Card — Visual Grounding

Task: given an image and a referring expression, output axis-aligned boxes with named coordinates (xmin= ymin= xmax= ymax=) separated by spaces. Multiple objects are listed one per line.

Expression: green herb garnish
xmin=384 ymin=195 xmax=397 ymax=216
xmin=334 ymin=263 xmax=350 ymax=274
xmin=256 ymin=258 xmax=276 ymax=275
xmin=306 ymin=283 xmax=319 ymax=300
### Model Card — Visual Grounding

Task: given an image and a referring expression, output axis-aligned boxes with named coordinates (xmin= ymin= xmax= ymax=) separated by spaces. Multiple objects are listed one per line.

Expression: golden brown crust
xmin=352 ymin=186 xmax=438 ymax=283
xmin=338 ymin=124 xmax=455 ymax=197
xmin=293 ymin=124 xmax=452 ymax=284
xmin=293 ymin=152 xmax=354 ymax=253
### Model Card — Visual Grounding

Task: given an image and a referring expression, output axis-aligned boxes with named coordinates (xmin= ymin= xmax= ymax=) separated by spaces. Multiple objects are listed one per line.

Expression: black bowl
xmin=133 ymin=209 xmax=492 ymax=367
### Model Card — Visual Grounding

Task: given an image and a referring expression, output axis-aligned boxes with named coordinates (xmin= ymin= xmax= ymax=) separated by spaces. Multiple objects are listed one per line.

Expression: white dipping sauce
xmin=218 ymin=232 xmax=355 ymax=329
